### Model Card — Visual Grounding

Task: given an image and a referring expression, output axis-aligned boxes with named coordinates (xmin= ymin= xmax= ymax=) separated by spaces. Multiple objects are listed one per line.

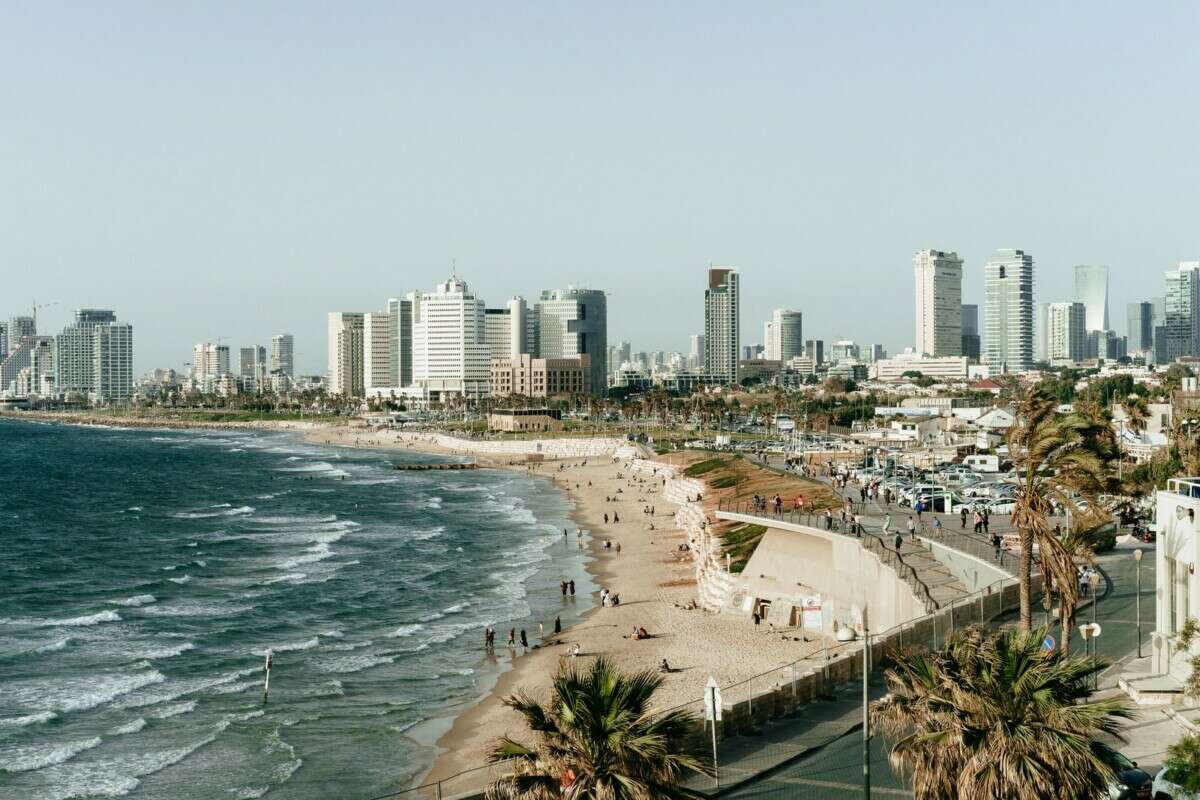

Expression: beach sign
xmin=704 ymin=676 xmax=723 ymax=722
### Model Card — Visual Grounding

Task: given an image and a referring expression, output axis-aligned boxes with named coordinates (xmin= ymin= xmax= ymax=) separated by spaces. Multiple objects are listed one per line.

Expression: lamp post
xmin=1134 ymin=549 xmax=1144 ymax=658
xmin=1089 ymin=571 xmax=1102 ymax=689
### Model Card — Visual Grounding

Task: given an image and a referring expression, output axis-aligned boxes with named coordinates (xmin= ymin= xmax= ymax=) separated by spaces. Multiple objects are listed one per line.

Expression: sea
xmin=0 ymin=419 xmax=595 ymax=799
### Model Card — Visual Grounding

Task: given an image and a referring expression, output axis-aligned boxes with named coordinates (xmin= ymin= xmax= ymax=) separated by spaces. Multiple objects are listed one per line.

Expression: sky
xmin=3 ymin=2 xmax=1198 ymax=375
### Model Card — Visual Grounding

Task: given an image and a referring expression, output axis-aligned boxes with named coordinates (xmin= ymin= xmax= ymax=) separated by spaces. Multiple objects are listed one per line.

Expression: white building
xmin=763 ymin=309 xmax=802 ymax=362
xmin=984 ymin=248 xmax=1035 ymax=374
xmin=326 ymin=312 xmax=364 ymax=397
xmin=270 ymin=334 xmax=294 ymax=377
xmin=872 ymin=350 xmax=970 ymax=382
xmin=6 ymin=316 xmax=35 ymax=354
xmin=387 ymin=296 xmax=414 ymax=388
xmin=362 ymin=311 xmax=393 ymax=390
xmin=536 ymin=287 xmax=607 ymax=395
xmin=1139 ymin=480 xmax=1200 ymax=697
xmin=56 ymin=309 xmax=117 ymax=397
xmin=192 ymin=343 xmax=230 ymax=384
xmin=484 ymin=297 xmax=533 ymax=361
xmin=94 ymin=323 xmax=133 ymax=403
xmin=1046 ymin=302 xmax=1087 ymax=363
xmin=688 ymin=334 xmax=704 ymax=370
xmin=411 ymin=276 xmax=489 ymax=400
xmin=913 ymin=249 xmax=963 ymax=357
xmin=1074 ymin=264 xmax=1109 ymax=332
xmin=704 ymin=267 xmax=739 ymax=384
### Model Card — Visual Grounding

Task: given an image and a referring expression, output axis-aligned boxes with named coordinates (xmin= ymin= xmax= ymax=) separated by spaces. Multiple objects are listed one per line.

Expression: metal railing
xmin=1167 ymin=477 xmax=1200 ymax=498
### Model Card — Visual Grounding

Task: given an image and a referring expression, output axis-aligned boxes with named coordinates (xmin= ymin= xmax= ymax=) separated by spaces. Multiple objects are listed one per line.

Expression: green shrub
xmin=683 ymin=458 xmax=727 ymax=477
xmin=709 ymin=476 xmax=738 ymax=489
xmin=1180 ymin=617 xmax=1199 ymax=650
xmin=1091 ymin=530 xmax=1117 ymax=553
xmin=1164 ymin=733 xmax=1200 ymax=793
xmin=1186 ymin=656 xmax=1200 ymax=700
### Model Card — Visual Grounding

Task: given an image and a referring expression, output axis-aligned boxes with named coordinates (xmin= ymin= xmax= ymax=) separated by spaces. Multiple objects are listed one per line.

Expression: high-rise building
xmin=704 ymin=267 xmax=739 ymax=384
xmin=804 ymin=339 xmax=824 ymax=365
xmin=387 ymin=297 xmax=415 ymax=388
xmin=56 ymin=309 xmax=117 ymax=396
xmin=93 ymin=323 xmax=133 ymax=403
xmin=984 ymin=248 xmax=1035 ymax=374
xmin=1034 ymin=303 xmax=1050 ymax=363
xmin=763 ymin=309 xmax=802 ymax=361
xmin=411 ymin=276 xmax=489 ymax=399
xmin=1074 ymin=265 xmax=1110 ymax=332
xmin=1127 ymin=302 xmax=1154 ymax=354
xmin=362 ymin=311 xmax=393 ymax=389
xmin=535 ymin=287 xmax=607 ymax=395
xmin=485 ymin=297 xmax=534 ymax=362
xmin=1046 ymin=302 xmax=1087 ymax=362
xmin=7 ymin=316 xmax=35 ymax=354
xmin=913 ymin=249 xmax=963 ymax=357
xmin=687 ymin=334 xmax=704 ymax=370
xmin=961 ymin=304 xmax=981 ymax=361
xmin=0 ymin=322 xmax=7 ymax=361
xmin=326 ymin=312 xmax=365 ymax=397
xmin=829 ymin=340 xmax=860 ymax=363
xmin=1160 ymin=263 xmax=1200 ymax=362
xmin=239 ymin=346 xmax=266 ymax=383
xmin=192 ymin=343 xmax=230 ymax=382
xmin=270 ymin=334 xmax=294 ymax=377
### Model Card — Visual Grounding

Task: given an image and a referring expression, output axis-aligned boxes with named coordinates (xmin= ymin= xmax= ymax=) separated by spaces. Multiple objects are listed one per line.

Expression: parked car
xmin=1107 ymin=752 xmax=1152 ymax=799
xmin=1153 ymin=765 xmax=1199 ymax=799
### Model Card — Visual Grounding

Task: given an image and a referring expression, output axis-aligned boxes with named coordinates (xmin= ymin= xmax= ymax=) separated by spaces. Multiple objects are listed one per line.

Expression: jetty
xmin=392 ymin=462 xmax=478 ymax=471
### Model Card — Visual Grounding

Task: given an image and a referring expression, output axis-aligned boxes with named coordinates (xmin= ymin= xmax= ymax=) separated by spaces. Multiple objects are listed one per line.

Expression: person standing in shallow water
xmin=519 ymin=629 xmax=528 ymax=649
xmin=554 ymin=615 xmax=561 ymax=634
xmin=568 ymin=579 xmax=575 ymax=596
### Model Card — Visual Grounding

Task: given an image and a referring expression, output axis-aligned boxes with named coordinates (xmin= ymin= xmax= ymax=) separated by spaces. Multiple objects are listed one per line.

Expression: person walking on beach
xmin=882 ymin=513 xmax=892 ymax=535
xmin=520 ymin=629 xmax=528 ymax=649
xmin=507 ymin=628 xmax=516 ymax=647
xmin=615 ymin=542 xmax=621 ymax=555
xmin=613 ymin=512 xmax=619 ymax=523
xmin=603 ymin=513 xmax=609 ymax=524
xmin=960 ymin=507 xmax=968 ymax=529
xmin=554 ymin=615 xmax=561 ymax=635
xmin=906 ymin=516 xmax=916 ymax=540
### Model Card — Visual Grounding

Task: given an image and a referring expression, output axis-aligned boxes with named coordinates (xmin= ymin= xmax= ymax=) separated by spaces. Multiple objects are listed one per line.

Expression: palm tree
xmin=1008 ymin=384 xmax=1115 ymax=643
xmin=486 ymin=657 xmax=712 ymax=799
xmin=873 ymin=625 xmax=1134 ymax=800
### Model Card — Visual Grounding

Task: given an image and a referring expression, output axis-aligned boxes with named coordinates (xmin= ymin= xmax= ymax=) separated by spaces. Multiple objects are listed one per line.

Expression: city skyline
xmin=5 ymin=5 xmax=1199 ymax=374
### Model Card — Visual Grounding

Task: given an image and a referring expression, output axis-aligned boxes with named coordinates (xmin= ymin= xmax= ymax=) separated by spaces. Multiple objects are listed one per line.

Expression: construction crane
xmin=31 ymin=300 xmax=58 ymax=332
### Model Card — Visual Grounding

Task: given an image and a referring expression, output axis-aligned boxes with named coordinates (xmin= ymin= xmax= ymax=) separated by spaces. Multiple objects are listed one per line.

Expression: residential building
xmin=608 ymin=341 xmax=631 ymax=382
xmin=704 ymin=267 xmax=739 ymax=384
xmin=93 ymin=322 xmax=134 ymax=403
xmin=1 ymin=336 xmax=54 ymax=394
xmin=1127 ymin=302 xmax=1154 ymax=355
xmin=913 ymin=249 xmax=963 ymax=356
xmin=56 ymin=309 xmax=117 ymax=396
xmin=1035 ymin=303 xmax=1050 ymax=363
xmin=0 ymin=322 xmax=6 ymax=361
xmin=1046 ymin=302 xmax=1087 ymax=363
xmin=192 ymin=343 xmax=230 ymax=383
xmin=536 ymin=287 xmax=607 ymax=395
xmin=984 ymin=248 xmax=1035 ymax=374
xmin=7 ymin=316 xmax=35 ymax=353
xmin=362 ymin=311 xmax=393 ymax=390
xmin=1160 ymin=262 xmax=1200 ymax=362
xmin=411 ymin=276 xmax=489 ymax=400
xmin=270 ymin=334 xmax=294 ymax=377
xmin=688 ymin=334 xmax=704 ymax=370
xmin=961 ymin=303 xmax=981 ymax=361
xmin=1074 ymin=264 xmax=1110 ymax=332
xmin=489 ymin=354 xmax=590 ymax=398
xmin=804 ymin=339 xmax=824 ymax=365
xmin=326 ymin=312 xmax=365 ymax=397
xmin=762 ymin=309 xmax=802 ymax=361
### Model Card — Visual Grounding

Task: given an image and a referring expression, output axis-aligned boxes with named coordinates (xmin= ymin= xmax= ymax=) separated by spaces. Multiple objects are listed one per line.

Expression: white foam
xmin=169 ymin=575 xmax=192 ymax=585
xmin=387 ymin=624 xmax=423 ymax=638
xmin=138 ymin=601 xmax=253 ymax=618
xmin=252 ymin=514 xmax=338 ymax=525
xmin=273 ymin=542 xmax=334 ymax=570
xmin=138 ymin=641 xmax=196 ymax=659
xmin=424 ymin=496 xmax=443 ymax=509
xmin=409 ymin=526 xmax=446 ymax=541
xmin=171 ymin=505 xmax=255 ymax=519
xmin=38 ymin=610 xmax=120 ymax=627
xmin=150 ymin=700 xmax=197 ymax=719
xmin=318 ymin=653 xmax=396 ymax=674
xmin=112 ymin=594 xmax=156 ymax=607
xmin=258 ymin=637 xmax=319 ymax=655
xmin=263 ymin=572 xmax=307 ymax=585
xmin=2 ymin=669 xmax=168 ymax=714
xmin=112 ymin=717 xmax=146 ymax=735
xmin=0 ymin=736 xmax=103 ymax=773
xmin=0 ymin=710 xmax=57 ymax=727
xmin=34 ymin=637 xmax=70 ymax=653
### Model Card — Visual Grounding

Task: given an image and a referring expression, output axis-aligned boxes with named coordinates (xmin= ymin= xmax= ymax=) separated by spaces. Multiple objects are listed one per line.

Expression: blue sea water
xmin=0 ymin=419 xmax=594 ymax=799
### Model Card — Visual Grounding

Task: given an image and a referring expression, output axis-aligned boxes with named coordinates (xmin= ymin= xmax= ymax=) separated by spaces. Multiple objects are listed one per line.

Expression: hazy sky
xmin=4 ymin=3 xmax=1198 ymax=374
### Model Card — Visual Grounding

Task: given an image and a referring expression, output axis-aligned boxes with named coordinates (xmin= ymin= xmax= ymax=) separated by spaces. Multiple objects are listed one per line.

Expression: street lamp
xmin=1134 ymin=549 xmax=1144 ymax=658
xmin=1089 ymin=571 xmax=1102 ymax=689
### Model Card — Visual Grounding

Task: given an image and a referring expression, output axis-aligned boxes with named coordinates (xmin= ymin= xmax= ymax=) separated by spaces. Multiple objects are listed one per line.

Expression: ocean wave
xmin=424 ymin=496 xmax=443 ymax=509
xmin=27 ymin=734 xmax=225 ymax=800
xmin=277 ymin=461 xmax=336 ymax=474
xmin=169 ymin=575 xmax=192 ymax=585
xmin=387 ymin=624 xmax=423 ymax=638
xmin=112 ymin=594 xmax=156 ymax=607
xmin=138 ymin=601 xmax=253 ymax=619
xmin=137 ymin=641 xmax=196 ymax=659
xmin=172 ymin=505 xmax=255 ymax=519
xmin=417 ymin=611 xmax=445 ymax=623
xmin=317 ymin=653 xmax=396 ymax=674
xmin=251 ymin=514 xmax=338 ymax=525
xmin=328 ymin=639 xmax=373 ymax=652
xmin=38 ymin=610 xmax=121 ymax=628
xmin=263 ymin=572 xmax=307 ymax=585
xmin=150 ymin=700 xmax=197 ymax=719
xmin=0 ymin=736 xmax=103 ymax=773
xmin=209 ymin=679 xmax=257 ymax=696
xmin=115 ymin=667 xmax=257 ymax=709
xmin=3 ymin=669 xmax=168 ymax=715
xmin=408 ymin=526 xmax=446 ymax=541
xmin=112 ymin=717 xmax=146 ymax=735
xmin=34 ymin=637 xmax=71 ymax=653
xmin=0 ymin=710 xmax=57 ymax=727
xmin=257 ymin=637 xmax=319 ymax=655
xmin=273 ymin=542 xmax=334 ymax=570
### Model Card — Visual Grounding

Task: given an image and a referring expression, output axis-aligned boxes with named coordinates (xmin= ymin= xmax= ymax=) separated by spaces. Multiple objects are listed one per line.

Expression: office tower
xmin=56 ymin=309 xmax=117 ymax=395
xmin=326 ymin=312 xmax=365 ymax=396
xmin=688 ymin=334 xmax=704 ymax=370
xmin=763 ymin=309 xmax=802 ymax=361
xmin=961 ymin=304 xmax=981 ymax=361
xmin=830 ymin=340 xmax=859 ymax=363
xmin=239 ymin=346 xmax=266 ymax=381
xmin=484 ymin=297 xmax=534 ymax=362
xmin=387 ymin=297 xmax=415 ymax=388
xmin=7 ymin=316 xmax=35 ymax=353
xmin=704 ymin=267 xmax=739 ymax=384
xmin=362 ymin=311 xmax=393 ymax=389
xmin=1046 ymin=302 xmax=1087 ymax=362
xmin=533 ymin=287 xmax=607 ymax=395
xmin=1034 ymin=303 xmax=1050 ymax=363
xmin=1161 ymin=263 xmax=1200 ymax=362
xmin=913 ymin=249 xmax=963 ymax=356
xmin=1126 ymin=302 xmax=1154 ymax=353
xmin=984 ymin=248 xmax=1035 ymax=374
xmin=411 ymin=276 xmax=489 ymax=399
xmin=93 ymin=322 xmax=133 ymax=403
xmin=866 ymin=344 xmax=886 ymax=362
xmin=0 ymin=322 xmax=7 ymax=360
xmin=804 ymin=339 xmax=824 ymax=365
xmin=1097 ymin=330 xmax=1127 ymax=360
xmin=608 ymin=341 xmax=632 ymax=379
xmin=192 ymin=343 xmax=230 ymax=381
xmin=270 ymin=334 xmax=294 ymax=377
xmin=1074 ymin=265 xmax=1110 ymax=332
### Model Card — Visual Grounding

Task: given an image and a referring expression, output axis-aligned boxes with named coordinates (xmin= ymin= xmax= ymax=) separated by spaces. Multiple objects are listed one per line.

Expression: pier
xmin=392 ymin=462 xmax=478 ymax=471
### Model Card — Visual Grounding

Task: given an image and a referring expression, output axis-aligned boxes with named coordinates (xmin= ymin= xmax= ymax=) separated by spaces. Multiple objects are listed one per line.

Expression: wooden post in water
xmin=263 ymin=651 xmax=273 ymax=703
